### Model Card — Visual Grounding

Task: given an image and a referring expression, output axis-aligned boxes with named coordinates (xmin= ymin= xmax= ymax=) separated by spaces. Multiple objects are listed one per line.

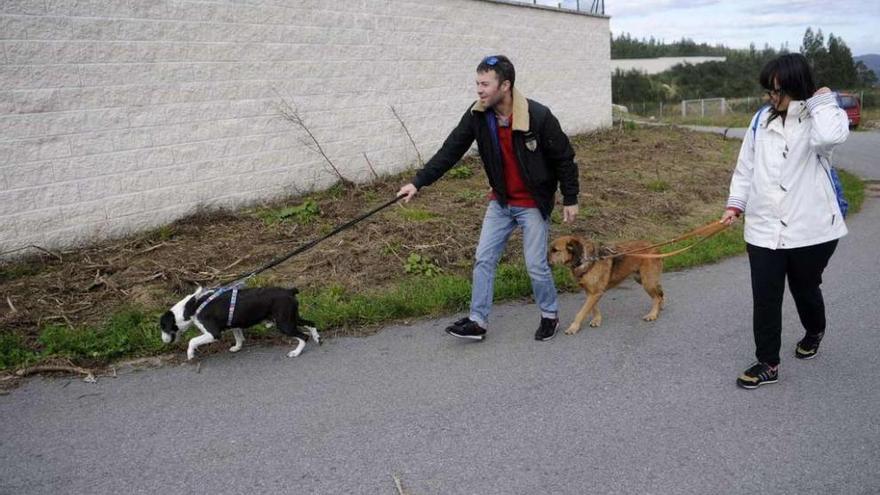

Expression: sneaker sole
xmin=445 ymin=328 xmax=485 ymax=341
xmin=736 ymin=378 xmax=778 ymax=389
xmin=795 ymin=349 xmax=819 ymax=359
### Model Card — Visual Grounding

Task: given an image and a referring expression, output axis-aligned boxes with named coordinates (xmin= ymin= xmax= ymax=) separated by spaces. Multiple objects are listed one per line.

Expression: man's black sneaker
xmin=736 ymin=362 xmax=778 ymax=389
xmin=449 ymin=317 xmax=470 ymax=329
xmin=795 ymin=331 xmax=824 ymax=359
xmin=445 ymin=318 xmax=486 ymax=341
xmin=535 ymin=317 xmax=559 ymax=341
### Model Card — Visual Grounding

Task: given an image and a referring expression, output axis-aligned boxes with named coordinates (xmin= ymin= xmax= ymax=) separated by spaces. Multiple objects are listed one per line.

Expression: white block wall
xmin=0 ymin=0 xmax=611 ymax=254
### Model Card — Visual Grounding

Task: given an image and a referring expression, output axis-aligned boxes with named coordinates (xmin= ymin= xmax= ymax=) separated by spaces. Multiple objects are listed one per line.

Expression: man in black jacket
xmin=397 ymin=55 xmax=579 ymax=342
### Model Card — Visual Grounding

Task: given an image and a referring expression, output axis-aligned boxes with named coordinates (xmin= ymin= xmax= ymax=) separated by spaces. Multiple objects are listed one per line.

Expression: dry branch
xmin=390 ymin=105 xmax=423 ymax=167
xmin=272 ymin=88 xmax=355 ymax=188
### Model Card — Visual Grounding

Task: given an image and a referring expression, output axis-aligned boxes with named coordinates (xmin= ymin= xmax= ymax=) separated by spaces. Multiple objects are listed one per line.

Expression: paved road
xmin=2 ymin=135 xmax=879 ymax=495
xmin=685 ymin=125 xmax=880 ymax=180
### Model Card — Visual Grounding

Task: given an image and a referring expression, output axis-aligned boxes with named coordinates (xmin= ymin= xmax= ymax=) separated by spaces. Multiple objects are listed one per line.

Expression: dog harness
xmin=194 ymin=285 xmax=240 ymax=327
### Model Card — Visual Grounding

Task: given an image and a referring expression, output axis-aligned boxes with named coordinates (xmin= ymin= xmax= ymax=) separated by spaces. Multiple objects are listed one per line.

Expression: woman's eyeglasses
xmin=764 ymin=88 xmax=784 ymax=98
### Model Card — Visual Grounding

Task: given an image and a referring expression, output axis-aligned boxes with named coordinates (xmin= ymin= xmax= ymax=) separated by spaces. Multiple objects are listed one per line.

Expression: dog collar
xmin=572 ymin=258 xmax=594 ymax=278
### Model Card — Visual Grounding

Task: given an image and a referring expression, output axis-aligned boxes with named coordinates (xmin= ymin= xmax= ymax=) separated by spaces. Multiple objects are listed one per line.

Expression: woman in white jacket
xmin=721 ymin=53 xmax=849 ymax=389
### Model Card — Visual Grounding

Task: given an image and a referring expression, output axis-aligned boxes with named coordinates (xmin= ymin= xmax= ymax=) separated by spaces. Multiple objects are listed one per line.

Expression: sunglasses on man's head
xmin=483 ymin=56 xmax=499 ymax=66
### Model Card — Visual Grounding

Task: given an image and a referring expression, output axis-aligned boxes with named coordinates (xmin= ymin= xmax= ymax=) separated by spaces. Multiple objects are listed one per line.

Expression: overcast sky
xmin=533 ymin=0 xmax=880 ymax=56
xmin=605 ymin=0 xmax=880 ymax=56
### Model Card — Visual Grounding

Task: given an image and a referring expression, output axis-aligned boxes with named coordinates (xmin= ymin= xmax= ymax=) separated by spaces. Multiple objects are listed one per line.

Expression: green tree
xmin=855 ymin=61 xmax=878 ymax=87
xmin=612 ymin=69 xmax=664 ymax=103
xmin=800 ymin=28 xmax=832 ymax=86
xmin=826 ymin=34 xmax=858 ymax=88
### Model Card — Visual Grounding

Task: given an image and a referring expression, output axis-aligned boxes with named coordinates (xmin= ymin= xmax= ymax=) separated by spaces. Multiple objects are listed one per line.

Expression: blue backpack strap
xmin=750 ymin=105 xmax=768 ymax=147
xmin=818 ymin=154 xmax=849 ymax=219
xmin=484 ymin=112 xmax=502 ymax=163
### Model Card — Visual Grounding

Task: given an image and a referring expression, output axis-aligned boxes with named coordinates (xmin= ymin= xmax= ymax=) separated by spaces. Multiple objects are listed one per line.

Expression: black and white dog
xmin=159 ymin=286 xmax=321 ymax=360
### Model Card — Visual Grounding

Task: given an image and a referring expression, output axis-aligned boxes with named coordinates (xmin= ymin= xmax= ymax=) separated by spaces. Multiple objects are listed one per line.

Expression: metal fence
xmin=621 ymin=91 xmax=877 ymax=121
xmin=510 ymin=0 xmax=605 ymax=15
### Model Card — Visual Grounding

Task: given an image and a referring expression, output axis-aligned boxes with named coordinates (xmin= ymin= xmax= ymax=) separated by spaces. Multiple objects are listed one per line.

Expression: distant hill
xmin=855 ymin=54 xmax=880 ymax=76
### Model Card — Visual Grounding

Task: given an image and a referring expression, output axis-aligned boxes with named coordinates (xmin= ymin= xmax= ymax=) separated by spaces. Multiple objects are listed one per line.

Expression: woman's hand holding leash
xmin=720 ymin=208 xmax=741 ymax=226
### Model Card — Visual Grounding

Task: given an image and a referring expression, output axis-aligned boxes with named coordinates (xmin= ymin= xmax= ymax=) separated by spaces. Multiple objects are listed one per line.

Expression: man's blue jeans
xmin=469 ymin=201 xmax=558 ymax=328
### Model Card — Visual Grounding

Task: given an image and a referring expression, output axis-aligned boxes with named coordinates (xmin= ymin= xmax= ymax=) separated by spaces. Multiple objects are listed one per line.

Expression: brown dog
xmin=549 ymin=235 xmax=664 ymax=335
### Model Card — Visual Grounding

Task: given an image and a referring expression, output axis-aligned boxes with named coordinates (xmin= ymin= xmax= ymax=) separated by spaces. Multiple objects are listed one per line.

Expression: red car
xmin=836 ymin=92 xmax=861 ymax=128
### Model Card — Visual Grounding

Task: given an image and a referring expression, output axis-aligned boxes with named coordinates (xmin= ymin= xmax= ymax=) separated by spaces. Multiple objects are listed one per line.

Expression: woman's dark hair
xmin=759 ymin=53 xmax=817 ymax=122
xmin=760 ymin=53 xmax=817 ymax=101
xmin=477 ymin=55 xmax=515 ymax=90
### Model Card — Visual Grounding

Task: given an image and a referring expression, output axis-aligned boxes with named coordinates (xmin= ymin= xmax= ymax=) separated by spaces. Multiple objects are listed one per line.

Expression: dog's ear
xmin=567 ymin=239 xmax=584 ymax=263
xmin=159 ymin=311 xmax=177 ymax=332
xmin=194 ymin=285 xmax=204 ymax=297
xmin=182 ymin=296 xmax=200 ymax=321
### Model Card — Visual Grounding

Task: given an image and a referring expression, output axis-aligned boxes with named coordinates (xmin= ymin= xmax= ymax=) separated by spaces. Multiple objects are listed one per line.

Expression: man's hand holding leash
xmin=397 ymin=183 xmax=418 ymax=203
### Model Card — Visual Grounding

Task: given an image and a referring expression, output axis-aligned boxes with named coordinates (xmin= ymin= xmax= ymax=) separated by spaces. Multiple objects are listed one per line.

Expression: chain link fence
xmin=620 ymin=90 xmax=879 ymax=127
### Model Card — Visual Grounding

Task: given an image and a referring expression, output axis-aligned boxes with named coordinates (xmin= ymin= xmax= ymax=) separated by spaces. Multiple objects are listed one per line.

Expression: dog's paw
xmin=187 ymin=351 xmax=196 ymax=360
xmin=589 ymin=317 xmax=602 ymax=328
xmin=229 ymin=345 xmax=242 ymax=353
xmin=287 ymin=338 xmax=306 ymax=358
xmin=642 ymin=313 xmax=658 ymax=322
xmin=564 ymin=325 xmax=581 ymax=335
xmin=305 ymin=326 xmax=322 ymax=346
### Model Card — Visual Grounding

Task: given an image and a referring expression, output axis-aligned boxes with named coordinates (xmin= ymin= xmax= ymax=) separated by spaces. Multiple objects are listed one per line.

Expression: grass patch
xmin=455 ymin=190 xmax=485 ymax=202
xmin=661 ymin=222 xmax=746 ymax=272
xmin=839 ymin=169 xmax=865 ymax=214
xmin=0 ymin=334 xmax=38 ymax=369
xmin=252 ymin=200 xmax=321 ymax=225
xmin=646 ymin=180 xmax=669 ymax=192
xmin=853 ymin=107 xmax=880 ymax=132
xmin=299 ymin=263 xmax=576 ymax=331
xmin=0 ymin=307 xmax=166 ymax=370
xmin=448 ymin=164 xmax=474 ymax=179
xmin=403 ymin=253 xmax=443 ymax=277
xmin=397 ymin=207 xmax=438 ymax=222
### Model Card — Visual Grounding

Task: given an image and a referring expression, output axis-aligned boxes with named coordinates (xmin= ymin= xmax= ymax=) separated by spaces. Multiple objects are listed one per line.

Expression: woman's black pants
xmin=746 ymin=240 xmax=838 ymax=366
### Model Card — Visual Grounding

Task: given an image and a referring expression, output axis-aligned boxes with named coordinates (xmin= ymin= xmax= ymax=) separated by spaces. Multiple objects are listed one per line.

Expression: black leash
xmin=217 ymin=194 xmax=406 ymax=288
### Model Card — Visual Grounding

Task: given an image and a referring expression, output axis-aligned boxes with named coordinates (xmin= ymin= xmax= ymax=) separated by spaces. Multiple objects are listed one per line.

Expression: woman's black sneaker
xmin=534 ymin=317 xmax=559 ymax=341
xmin=445 ymin=318 xmax=486 ymax=341
xmin=795 ymin=332 xmax=824 ymax=359
xmin=736 ymin=362 xmax=778 ymax=389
